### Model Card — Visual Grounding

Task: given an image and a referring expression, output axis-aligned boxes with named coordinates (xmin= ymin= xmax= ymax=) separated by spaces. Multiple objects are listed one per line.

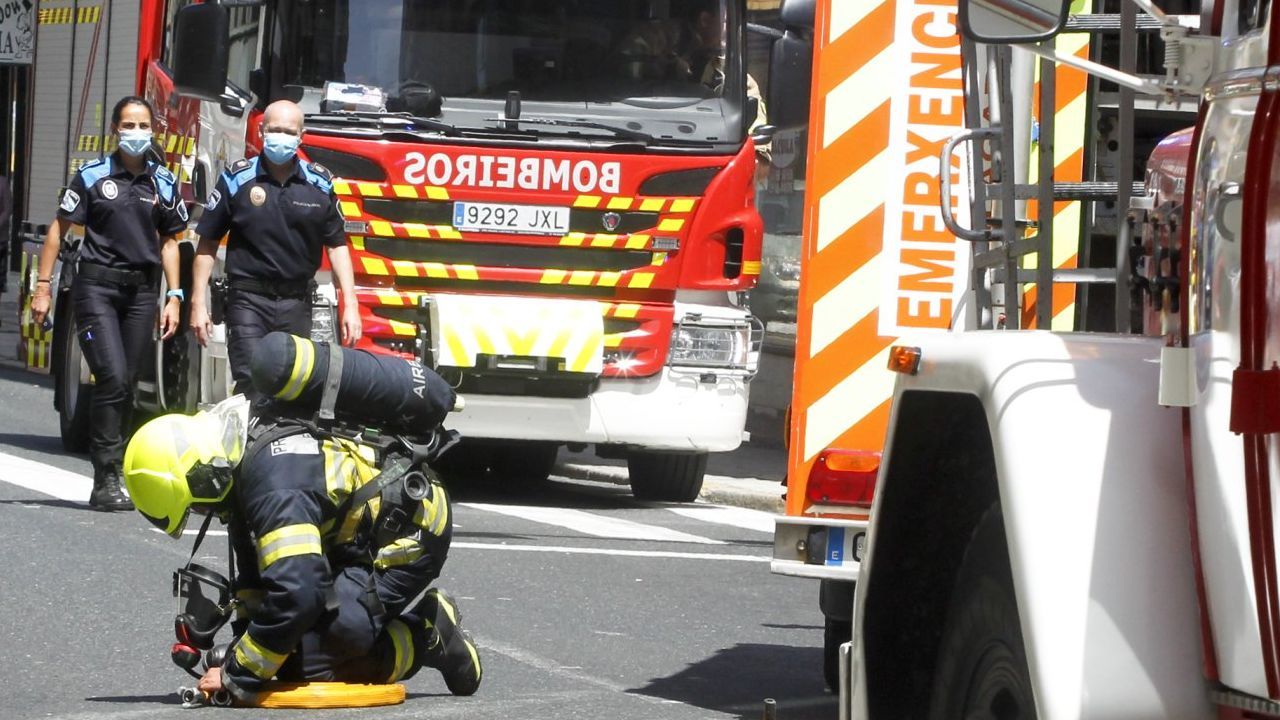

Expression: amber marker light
xmin=887 ymin=345 xmax=922 ymax=375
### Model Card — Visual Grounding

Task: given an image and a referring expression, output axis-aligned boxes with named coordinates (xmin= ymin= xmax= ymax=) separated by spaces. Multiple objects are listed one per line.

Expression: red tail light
xmin=806 ymin=449 xmax=880 ymax=507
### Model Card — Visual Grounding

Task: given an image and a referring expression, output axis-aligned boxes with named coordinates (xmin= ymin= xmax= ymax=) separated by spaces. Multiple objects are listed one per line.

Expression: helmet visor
xmin=186 ymin=461 xmax=233 ymax=503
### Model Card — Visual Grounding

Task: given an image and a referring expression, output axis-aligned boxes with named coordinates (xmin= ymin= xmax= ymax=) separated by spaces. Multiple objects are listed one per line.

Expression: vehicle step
xmin=1063 ymin=14 xmax=1165 ymax=32
xmin=1014 ymin=181 xmax=1146 ymax=202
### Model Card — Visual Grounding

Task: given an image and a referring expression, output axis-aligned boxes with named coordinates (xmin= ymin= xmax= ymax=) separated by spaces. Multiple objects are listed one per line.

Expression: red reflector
xmin=806 ymin=449 xmax=880 ymax=507
xmin=887 ymin=346 xmax=922 ymax=375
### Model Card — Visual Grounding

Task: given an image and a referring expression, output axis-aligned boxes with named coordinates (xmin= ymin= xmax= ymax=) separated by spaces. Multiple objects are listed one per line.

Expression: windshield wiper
xmin=307 ymin=111 xmax=460 ymax=136
xmin=484 ymin=115 xmax=654 ymax=144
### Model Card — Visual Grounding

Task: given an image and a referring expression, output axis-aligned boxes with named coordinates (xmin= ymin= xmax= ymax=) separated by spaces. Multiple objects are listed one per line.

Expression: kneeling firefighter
xmin=122 ymin=332 xmax=482 ymax=704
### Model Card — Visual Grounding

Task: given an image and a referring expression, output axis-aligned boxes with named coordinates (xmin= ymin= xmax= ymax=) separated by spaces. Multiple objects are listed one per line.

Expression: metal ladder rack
xmin=943 ymin=4 xmax=1154 ymax=331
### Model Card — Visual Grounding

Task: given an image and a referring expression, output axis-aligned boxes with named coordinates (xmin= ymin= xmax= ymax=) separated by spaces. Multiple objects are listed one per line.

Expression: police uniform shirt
xmin=57 ymin=155 xmax=188 ymax=268
xmin=196 ymin=157 xmax=344 ymax=283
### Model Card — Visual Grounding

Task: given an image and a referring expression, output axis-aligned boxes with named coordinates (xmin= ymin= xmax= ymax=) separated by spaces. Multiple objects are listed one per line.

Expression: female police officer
xmin=31 ymin=96 xmax=188 ymax=511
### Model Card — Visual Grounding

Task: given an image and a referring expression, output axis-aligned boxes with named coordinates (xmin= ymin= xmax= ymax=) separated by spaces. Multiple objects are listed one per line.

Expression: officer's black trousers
xmin=225 ymin=289 xmax=310 ymax=401
xmin=72 ymin=278 xmax=157 ymax=471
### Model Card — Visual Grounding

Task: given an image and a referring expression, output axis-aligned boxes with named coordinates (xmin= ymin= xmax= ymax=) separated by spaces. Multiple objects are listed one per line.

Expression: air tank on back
xmin=249 ymin=332 xmax=456 ymax=435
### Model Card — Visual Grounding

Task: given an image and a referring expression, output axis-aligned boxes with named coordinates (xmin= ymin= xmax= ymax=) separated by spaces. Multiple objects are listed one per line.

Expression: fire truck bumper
xmin=446 ymin=368 xmax=750 ymax=452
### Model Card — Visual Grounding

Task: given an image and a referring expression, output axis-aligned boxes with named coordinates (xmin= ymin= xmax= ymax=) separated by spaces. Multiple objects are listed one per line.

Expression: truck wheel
xmin=490 ymin=442 xmax=559 ymax=484
xmin=928 ymin=506 xmax=1036 ymax=720
xmin=823 ymin=617 xmax=852 ymax=692
xmin=58 ymin=317 xmax=92 ymax=453
xmin=626 ymin=451 xmax=708 ymax=502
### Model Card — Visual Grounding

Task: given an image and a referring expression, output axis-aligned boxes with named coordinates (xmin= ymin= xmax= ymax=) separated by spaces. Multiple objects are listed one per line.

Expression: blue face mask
xmin=262 ymin=132 xmax=301 ymax=165
xmin=118 ymin=129 xmax=153 ymax=157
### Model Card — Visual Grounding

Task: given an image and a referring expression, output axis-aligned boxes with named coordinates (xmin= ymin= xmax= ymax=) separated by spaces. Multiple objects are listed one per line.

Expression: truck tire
xmin=823 ymin=617 xmax=852 ymax=692
xmin=928 ymin=506 xmax=1036 ymax=720
xmin=58 ymin=316 xmax=92 ymax=453
xmin=626 ymin=450 xmax=707 ymax=502
xmin=490 ymin=442 xmax=559 ymax=484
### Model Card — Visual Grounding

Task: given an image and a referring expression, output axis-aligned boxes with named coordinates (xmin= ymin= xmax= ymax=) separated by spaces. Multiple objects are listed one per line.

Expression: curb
xmin=555 ymin=461 xmax=784 ymax=514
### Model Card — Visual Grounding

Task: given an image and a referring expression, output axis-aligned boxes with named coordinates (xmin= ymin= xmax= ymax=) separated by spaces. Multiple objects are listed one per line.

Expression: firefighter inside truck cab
xmin=616 ymin=0 xmax=771 ymax=165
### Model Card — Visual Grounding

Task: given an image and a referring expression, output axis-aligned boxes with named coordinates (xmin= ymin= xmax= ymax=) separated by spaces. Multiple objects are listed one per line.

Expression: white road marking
xmin=0 ymin=450 xmax=91 ymax=502
xmin=461 ymin=502 xmax=725 ymax=545
xmin=667 ymin=505 xmax=776 ymax=534
xmin=453 ymin=541 xmax=767 ymax=562
xmin=149 ymin=528 xmax=229 ymax=537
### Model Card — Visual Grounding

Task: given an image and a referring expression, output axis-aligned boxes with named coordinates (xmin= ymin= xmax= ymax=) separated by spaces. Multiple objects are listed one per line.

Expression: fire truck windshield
xmin=269 ymin=0 xmax=744 ymax=145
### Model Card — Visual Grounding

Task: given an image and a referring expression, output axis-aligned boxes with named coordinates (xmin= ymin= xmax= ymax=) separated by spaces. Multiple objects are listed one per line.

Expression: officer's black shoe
xmin=89 ymin=465 xmax=134 ymax=512
xmin=420 ymin=589 xmax=482 ymax=696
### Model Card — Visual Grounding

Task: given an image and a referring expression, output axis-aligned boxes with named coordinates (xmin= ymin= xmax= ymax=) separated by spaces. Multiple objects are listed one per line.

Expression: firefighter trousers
xmin=273 ymin=566 xmax=448 ymax=685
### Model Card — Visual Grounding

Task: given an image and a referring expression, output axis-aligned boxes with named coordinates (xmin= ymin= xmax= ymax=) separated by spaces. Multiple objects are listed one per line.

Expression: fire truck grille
xmin=363 ymin=237 xmax=652 ymax=272
xmin=361 ymin=199 xmax=660 ymax=235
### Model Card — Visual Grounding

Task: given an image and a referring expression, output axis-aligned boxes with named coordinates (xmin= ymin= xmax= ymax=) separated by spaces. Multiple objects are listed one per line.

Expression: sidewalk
xmin=0 ymin=269 xmax=789 ymax=512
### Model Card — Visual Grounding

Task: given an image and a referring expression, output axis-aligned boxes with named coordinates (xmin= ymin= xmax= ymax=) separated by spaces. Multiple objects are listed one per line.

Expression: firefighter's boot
xmin=90 ymin=462 xmax=134 ymax=512
xmin=419 ymin=589 xmax=482 ymax=696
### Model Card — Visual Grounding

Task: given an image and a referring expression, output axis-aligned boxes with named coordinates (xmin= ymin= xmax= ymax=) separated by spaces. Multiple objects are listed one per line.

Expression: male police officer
xmin=190 ymin=100 xmax=362 ymax=399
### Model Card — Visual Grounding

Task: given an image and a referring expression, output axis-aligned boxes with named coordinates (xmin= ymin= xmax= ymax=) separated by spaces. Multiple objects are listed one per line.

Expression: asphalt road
xmin=0 ymin=364 xmax=835 ymax=720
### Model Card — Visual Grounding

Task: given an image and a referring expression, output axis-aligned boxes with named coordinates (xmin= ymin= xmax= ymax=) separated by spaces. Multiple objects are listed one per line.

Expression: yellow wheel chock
xmin=249 ymin=682 xmax=406 ymax=709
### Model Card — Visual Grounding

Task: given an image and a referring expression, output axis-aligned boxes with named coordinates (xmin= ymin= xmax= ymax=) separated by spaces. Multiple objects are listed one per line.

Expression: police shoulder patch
xmin=229 ymin=158 xmax=254 ymax=175
xmin=59 ymin=188 xmax=80 ymax=213
xmin=154 ymin=165 xmax=176 ymax=183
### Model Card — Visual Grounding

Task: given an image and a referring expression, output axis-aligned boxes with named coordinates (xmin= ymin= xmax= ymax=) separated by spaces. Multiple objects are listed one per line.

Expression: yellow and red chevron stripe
xmin=332 ymin=179 xmax=696 ymax=215
xmin=338 ymin=196 xmax=691 ymax=249
xmin=787 ymin=0 xmax=968 ymax=516
xmin=355 ymin=290 xmax=674 ymax=377
xmin=354 ymin=251 xmax=661 ymax=290
xmin=333 ymin=180 xmax=451 ymax=201
xmin=1022 ymin=0 xmax=1090 ymax=330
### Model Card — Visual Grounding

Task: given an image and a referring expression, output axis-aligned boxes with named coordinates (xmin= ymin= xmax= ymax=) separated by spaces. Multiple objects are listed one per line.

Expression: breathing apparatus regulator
xmin=169 ymin=519 xmax=237 ymax=678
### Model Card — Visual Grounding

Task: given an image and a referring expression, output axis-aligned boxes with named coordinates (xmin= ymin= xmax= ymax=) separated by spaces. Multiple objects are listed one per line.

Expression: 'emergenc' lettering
xmin=403 ymin=152 xmax=621 ymax=194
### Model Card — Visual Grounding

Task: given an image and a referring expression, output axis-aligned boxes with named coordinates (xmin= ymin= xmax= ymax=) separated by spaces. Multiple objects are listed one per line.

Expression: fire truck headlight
xmin=668 ymin=319 xmax=763 ymax=373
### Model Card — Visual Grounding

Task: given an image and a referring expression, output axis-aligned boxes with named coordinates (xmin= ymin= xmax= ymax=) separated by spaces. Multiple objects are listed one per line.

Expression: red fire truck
xmin=19 ymin=0 xmax=769 ymax=502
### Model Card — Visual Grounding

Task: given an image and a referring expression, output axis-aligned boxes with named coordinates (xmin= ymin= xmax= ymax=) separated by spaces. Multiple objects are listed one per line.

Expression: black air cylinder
xmin=249 ymin=332 xmax=455 ymax=434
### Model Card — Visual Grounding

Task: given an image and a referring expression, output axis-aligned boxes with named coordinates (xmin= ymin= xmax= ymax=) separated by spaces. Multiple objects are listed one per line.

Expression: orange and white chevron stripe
xmin=1022 ymin=0 xmax=1090 ymax=330
xmin=787 ymin=0 xmax=969 ymax=515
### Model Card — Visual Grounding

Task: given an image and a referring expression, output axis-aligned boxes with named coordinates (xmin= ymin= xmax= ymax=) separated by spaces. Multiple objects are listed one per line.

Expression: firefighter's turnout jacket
xmin=219 ymin=424 xmax=451 ymax=699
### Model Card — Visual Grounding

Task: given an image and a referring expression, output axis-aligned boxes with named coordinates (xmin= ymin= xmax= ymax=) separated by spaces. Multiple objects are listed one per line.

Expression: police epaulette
xmin=154 ymin=165 xmax=176 ymax=183
xmin=227 ymin=158 xmax=254 ymax=176
xmin=307 ymin=162 xmax=332 ymax=181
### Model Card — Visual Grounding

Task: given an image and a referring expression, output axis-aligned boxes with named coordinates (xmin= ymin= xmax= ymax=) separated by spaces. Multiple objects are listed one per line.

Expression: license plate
xmin=452 ymin=202 xmax=570 ymax=235
xmin=824 ymin=528 xmax=866 ymax=566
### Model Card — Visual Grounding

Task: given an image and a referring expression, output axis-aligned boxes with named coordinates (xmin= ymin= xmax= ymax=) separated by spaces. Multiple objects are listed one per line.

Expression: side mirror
xmin=752 ymin=124 xmax=777 ymax=146
xmin=958 ymin=0 xmax=1071 ymax=44
xmin=779 ymin=0 xmax=816 ymax=30
xmin=219 ymin=84 xmax=253 ymax=119
xmin=765 ymin=0 xmax=815 ymax=131
xmin=172 ymin=4 xmax=230 ymax=101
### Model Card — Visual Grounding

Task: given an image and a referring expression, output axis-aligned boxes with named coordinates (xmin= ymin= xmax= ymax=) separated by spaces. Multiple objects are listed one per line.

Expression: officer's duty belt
xmin=78 ymin=262 xmax=158 ymax=288
xmin=228 ymin=278 xmax=314 ymax=299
